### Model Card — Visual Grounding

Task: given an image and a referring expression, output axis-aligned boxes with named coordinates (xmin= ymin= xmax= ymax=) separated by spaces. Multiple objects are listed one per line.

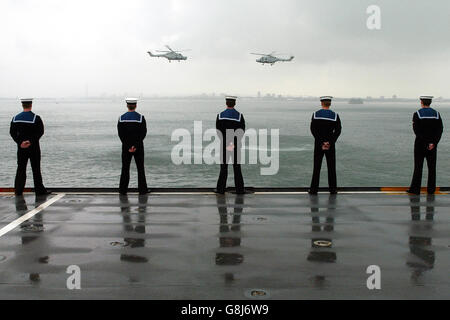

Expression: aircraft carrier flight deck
xmin=0 ymin=188 xmax=449 ymax=300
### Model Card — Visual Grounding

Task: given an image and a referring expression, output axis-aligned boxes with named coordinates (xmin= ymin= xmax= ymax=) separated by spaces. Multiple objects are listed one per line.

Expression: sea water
xmin=0 ymin=98 xmax=448 ymax=188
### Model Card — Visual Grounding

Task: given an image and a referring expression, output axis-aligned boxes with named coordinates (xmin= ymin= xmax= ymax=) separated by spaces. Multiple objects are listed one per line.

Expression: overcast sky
xmin=0 ymin=0 xmax=449 ymax=98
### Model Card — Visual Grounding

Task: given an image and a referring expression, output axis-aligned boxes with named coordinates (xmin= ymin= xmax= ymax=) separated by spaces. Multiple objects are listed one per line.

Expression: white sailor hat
xmin=419 ymin=95 xmax=433 ymax=100
xmin=225 ymin=96 xmax=238 ymax=101
xmin=125 ymin=98 xmax=138 ymax=104
xmin=20 ymin=98 xmax=33 ymax=103
xmin=320 ymin=96 xmax=333 ymax=101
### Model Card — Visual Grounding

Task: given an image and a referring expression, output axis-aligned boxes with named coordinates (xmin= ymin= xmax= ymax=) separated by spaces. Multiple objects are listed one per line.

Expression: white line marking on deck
xmin=0 ymin=193 xmax=65 ymax=238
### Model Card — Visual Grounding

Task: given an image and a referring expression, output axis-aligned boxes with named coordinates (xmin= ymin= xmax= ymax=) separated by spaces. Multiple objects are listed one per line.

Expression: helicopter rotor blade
xmin=165 ymin=45 xmax=175 ymax=52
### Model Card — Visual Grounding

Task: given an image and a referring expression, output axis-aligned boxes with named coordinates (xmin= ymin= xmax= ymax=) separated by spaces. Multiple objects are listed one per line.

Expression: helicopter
xmin=251 ymin=52 xmax=295 ymax=66
xmin=147 ymin=45 xmax=190 ymax=62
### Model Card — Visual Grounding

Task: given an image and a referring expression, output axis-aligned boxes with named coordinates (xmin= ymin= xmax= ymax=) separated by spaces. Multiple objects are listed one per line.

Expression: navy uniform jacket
xmin=117 ymin=112 xmax=147 ymax=150
xmin=413 ymin=108 xmax=443 ymax=147
xmin=216 ymin=108 xmax=246 ymax=137
xmin=310 ymin=109 xmax=342 ymax=145
xmin=10 ymin=111 xmax=44 ymax=149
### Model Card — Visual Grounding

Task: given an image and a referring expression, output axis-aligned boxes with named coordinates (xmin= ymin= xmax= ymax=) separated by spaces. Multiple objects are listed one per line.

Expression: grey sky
xmin=0 ymin=0 xmax=449 ymax=98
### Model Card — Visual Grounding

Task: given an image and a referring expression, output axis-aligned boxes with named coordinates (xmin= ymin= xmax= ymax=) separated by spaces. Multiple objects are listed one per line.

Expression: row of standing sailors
xmin=9 ymin=95 xmax=443 ymax=196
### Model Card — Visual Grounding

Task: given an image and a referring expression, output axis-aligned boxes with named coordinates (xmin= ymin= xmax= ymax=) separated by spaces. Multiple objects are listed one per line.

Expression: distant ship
xmin=348 ymin=98 xmax=364 ymax=104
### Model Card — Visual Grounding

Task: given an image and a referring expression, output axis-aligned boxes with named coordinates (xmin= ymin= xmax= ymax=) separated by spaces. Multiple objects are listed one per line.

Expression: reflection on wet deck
xmin=0 ymin=193 xmax=449 ymax=299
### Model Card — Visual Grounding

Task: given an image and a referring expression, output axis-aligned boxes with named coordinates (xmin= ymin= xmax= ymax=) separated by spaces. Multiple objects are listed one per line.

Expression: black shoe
xmin=330 ymin=190 xmax=338 ymax=195
xmin=308 ymin=190 xmax=318 ymax=195
xmin=139 ymin=187 xmax=150 ymax=194
xmin=119 ymin=192 xmax=127 ymax=196
xmin=406 ymin=189 xmax=420 ymax=195
xmin=214 ymin=189 xmax=225 ymax=195
xmin=36 ymin=190 xmax=52 ymax=196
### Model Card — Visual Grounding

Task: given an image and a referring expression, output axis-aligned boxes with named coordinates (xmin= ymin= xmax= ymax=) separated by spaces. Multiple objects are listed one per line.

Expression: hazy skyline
xmin=0 ymin=0 xmax=449 ymax=98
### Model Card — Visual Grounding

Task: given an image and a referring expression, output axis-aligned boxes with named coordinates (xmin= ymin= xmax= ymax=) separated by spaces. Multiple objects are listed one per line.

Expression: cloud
xmin=0 ymin=0 xmax=449 ymax=97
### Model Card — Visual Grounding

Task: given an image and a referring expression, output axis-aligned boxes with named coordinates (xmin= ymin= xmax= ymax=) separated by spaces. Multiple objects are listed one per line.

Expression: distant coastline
xmin=0 ymin=95 xmax=449 ymax=103
xmin=348 ymin=98 xmax=364 ymax=104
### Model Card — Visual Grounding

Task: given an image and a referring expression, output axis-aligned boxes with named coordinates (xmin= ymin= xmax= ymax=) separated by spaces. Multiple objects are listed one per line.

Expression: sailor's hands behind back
xmin=20 ymin=141 xmax=31 ymax=149
xmin=322 ymin=142 xmax=331 ymax=151
xmin=226 ymin=142 xmax=235 ymax=152
xmin=428 ymin=143 xmax=435 ymax=151
xmin=129 ymin=146 xmax=137 ymax=153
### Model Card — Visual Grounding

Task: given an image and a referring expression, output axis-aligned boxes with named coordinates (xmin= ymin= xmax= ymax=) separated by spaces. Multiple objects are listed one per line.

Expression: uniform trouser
xmin=217 ymin=148 xmax=244 ymax=193
xmin=409 ymin=145 xmax=437 ymax=194
xmin=310 ymin=144 xmax=337 ymax=193
xmin=217 ymin=164 xmax=244 ymax=193
xmin=119 ymin=148 xmax=148 ymax=194
xmin=15 ymin=147 xmax=46 ymax=195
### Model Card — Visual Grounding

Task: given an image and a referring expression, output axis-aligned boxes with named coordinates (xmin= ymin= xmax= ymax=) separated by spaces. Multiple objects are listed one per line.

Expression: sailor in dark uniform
xmin=407 ymin=96 xmax=444 ymax=195
xmin=10 ymin=99 xmax=49 ymax=196
xmin=309 ymin=96 xmax=342 ymax=195
xmin=117 ymin=98 xmax=148 ymax=195
xmin=215 ymin=96 xmax=246 ymax=195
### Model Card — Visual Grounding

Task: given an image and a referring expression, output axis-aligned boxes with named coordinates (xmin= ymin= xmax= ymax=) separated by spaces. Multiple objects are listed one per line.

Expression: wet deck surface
xmin=0 ymin=192 xmax=449 ymax=300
